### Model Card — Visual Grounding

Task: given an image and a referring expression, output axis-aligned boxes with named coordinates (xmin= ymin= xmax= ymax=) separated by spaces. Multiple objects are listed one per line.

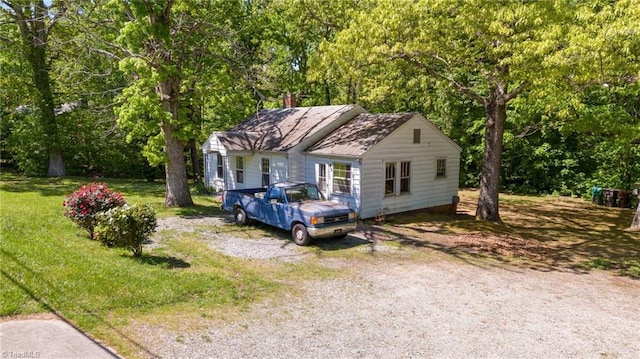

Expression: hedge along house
xmin=202 ymin=103 xmax=461 ymax=219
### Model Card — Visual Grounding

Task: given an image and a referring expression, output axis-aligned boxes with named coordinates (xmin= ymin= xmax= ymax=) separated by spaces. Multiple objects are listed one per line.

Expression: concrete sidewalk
xmin=0 ymin=319 xmax=119 ymax=359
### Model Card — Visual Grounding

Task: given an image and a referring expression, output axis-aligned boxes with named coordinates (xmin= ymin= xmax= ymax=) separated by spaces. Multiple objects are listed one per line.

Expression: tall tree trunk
xmin=324 ymin=79 xmax=331 ymax=105
xmin=188 ymin=138 xmax=202 ymax=183
xmin=632 ymin=198 xmax=640 ymax=230
xmin=476 ymin=90 xmax=507 ymax=222
xmin=13 ymin=2 xmax=66 ymax=176
xmin=158 ymin=79 xmax=194 ymax=207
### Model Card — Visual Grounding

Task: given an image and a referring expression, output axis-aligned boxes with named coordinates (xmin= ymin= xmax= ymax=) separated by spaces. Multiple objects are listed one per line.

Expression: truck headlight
xmin=348 ymin=212 xmax=357 ymax=220
xmin=310 ymin=216 xmax=324 ymax=225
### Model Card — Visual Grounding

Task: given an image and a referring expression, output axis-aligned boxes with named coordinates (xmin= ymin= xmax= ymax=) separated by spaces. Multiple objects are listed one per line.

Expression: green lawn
xmin=0 ymin=174 xmax=279 ymax=357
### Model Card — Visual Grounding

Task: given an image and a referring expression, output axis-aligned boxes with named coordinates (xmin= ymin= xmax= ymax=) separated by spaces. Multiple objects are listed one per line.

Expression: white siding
xmin=224 ymin=153 xmax=289 ymax=190
xmin=204 ymin=152 xmax=226 ymax=191
xmin=289 ymin=106 xmax=366 ymax=182
xmin=359 ymin=115 xmax=460 ymax=219
xmin=202 ymin=134 xmax=227 ymax=188
xmin=288 ymin=151 xmax=305 ymax=182
xmin=201 ymin=134 xmax=228 ymax=156
xmin=304 ymin=155 xmax=361 ymax=211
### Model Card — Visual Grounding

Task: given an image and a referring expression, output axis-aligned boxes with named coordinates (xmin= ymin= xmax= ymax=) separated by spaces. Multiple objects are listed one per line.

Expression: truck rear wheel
xmin=292 ymin=223 xmax=311 ymax=246
xmin=234 ymin=207 xmax=249 ymax=226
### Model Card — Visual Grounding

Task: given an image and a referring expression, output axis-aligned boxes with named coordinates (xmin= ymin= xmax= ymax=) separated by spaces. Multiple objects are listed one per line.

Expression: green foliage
xmin=63 ymin=183 xmax=127 ymax=239
xmin=2 ymin=111 xmax=48 ymax=175
xmin=582 ymin=258 xmax=640 ymax=278
xmin=95 ymin=204 xmax=157 ymax=257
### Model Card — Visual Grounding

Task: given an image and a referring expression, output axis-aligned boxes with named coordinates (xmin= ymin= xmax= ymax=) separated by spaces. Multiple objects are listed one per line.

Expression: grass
xmin=368 ymin=189 xmax=639 ymax=277
xmin=0 ymin=174 xmax=280 ymax=357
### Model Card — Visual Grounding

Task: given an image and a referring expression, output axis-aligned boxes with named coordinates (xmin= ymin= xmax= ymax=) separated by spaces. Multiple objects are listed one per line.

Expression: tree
xmin=1 ymin=0 xmax=68 ymax=176
xmin=257 ymin=0 xmax=371 ymax=107
xmin=632 ymin=201 xmax=640 ymax=230
xmin=88 ymin=0 xmax=273 ymax=205
xmin=316 ymin=0 xmax=639 ymax=222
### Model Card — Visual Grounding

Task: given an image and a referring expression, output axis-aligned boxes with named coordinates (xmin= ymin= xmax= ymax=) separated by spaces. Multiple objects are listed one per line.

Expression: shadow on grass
xmin=233 ymin=221 xmax=372 ymax=251
xmin=175 ymin=204 xmax=225 ymax=217
xmin=313 ymin=235 xmax=372 ymax=251
xmin=361 ymin=193 xmax=639 ymax=278
xmin=123 ymin=254 xmax=191 ymax=269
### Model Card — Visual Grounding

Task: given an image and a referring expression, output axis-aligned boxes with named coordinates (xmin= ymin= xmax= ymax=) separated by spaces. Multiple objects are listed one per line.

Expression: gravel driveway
xmin=146 ymin=217 xmax=640 ymax=359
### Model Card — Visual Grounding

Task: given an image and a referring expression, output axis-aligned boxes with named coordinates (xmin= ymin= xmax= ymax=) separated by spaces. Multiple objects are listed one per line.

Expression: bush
xmin=63 ymin=183 xmax=127 ymax=239
xmin=94 ymin=204 xmax=157 ymax=257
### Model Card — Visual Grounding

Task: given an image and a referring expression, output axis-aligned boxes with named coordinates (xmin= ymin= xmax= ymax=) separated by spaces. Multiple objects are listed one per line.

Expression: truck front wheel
xmin=234 ymin=208 xmax=249 ymax=226
xmin=292 ymin=223 xmax=311 ymax=246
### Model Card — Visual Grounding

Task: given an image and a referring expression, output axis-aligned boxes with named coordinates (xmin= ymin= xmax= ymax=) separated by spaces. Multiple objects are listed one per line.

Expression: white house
xmin=202 ymin=104 xmax=461 ymax=219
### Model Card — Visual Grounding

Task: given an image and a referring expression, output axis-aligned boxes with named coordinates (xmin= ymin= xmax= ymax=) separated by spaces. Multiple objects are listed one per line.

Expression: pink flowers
xmin=63 ymin=183 xmax=127 ymax=239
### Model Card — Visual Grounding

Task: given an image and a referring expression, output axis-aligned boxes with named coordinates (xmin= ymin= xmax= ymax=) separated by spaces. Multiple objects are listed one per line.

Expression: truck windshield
xmin=285 ymin=185 xmax=324 ymax=202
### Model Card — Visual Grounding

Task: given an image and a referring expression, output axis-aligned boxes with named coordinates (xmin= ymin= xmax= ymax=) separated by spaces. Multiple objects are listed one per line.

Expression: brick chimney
xmin=283 ymin=93 xmax=297 ymax=108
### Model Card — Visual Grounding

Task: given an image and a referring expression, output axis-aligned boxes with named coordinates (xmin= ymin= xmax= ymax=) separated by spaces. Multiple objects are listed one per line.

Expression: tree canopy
xmin=1 ymin=0 xmax=637 ymax=219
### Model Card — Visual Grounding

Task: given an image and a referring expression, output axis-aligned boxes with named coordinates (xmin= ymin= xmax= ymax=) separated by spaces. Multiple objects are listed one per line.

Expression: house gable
xmin=304 ymin=113 xmax=415 ymax=157
xmin=305 ymin=112 xmax=461 ymax=158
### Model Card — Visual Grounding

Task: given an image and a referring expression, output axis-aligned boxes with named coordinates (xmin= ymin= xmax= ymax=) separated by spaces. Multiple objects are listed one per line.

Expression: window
xmin=385 ymin=163 xmax=396 ymax=196
xmin=236 ymin=157 xmax=244 ymax=183
xmin=318 ymin=163 xmax=327 ymax=192
xmin=400 ymin=161 xmax=411 ymax=193
xmin=413 ymin=129 xmax=421 ymax=144
xmin=216 ymin=153 xmax=224 ymax=178
xmin=332 ymin=163 xmax=351 ymax=194
xmin=261 ymin=158 xmax=270 ymax=187
xmin=436 ymin=158 xmax=446 ymax=178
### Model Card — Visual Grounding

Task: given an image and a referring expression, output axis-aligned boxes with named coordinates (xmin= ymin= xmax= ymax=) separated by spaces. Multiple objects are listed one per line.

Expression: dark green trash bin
xmin=591 ymin=187 xmax=603 ymax=205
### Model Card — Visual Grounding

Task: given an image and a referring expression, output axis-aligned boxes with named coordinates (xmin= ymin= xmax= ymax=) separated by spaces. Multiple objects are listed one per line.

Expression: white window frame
xmin=236 ymin=156 xmax=244 ymax=184
xmin=261 ymin=158 xmax=270 ymax=187
xmin=413 ymin=129 xmax=421 ymax=144
xmin=385 ymin=162 xmax=396 ymax=196
xmin=400 ymin=161 xmax=411 ymax=194
xmin=216 ymin=153 xmax=224 ymax=178
xmin=332 ymin=162 xmax=352 ymax=195
xmin=317 ymin=163 xmax=328 ymax=193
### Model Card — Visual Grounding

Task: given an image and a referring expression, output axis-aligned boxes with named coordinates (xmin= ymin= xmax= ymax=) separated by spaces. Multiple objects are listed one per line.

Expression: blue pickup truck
xmin=221 ymin=182 xmax=357 ymax=245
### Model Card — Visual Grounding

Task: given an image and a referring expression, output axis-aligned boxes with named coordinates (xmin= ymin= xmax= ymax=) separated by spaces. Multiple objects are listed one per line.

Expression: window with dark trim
xmin=261 ymin=158 xmax=270 ymax=187
xmin=436 ymin=158 xmax=446 ymax=178
xmin=332 ymin=163 xmax=351 ymax=194
xmin=385 ymin=162 xmax=396 ymax=196
xmin=413 ymin=129 xmax=421 ymax=144
xmin=236 ymin=157 xmax=244 ymax=183
xmin=216 ymin=153 xmax=224 ymax=178
xmin=400 ymin=161 xmax=411 ymax=193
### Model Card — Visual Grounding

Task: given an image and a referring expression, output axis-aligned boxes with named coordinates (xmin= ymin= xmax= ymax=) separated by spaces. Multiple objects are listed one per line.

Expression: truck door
xmin=262 ymin=187 xmax=286 ymax=228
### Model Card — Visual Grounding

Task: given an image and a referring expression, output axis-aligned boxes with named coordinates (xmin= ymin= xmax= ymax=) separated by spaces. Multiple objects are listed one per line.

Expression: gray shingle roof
xmin=215 ymin=132 xmax=262 ymax=151
xmin=305 ymin=113 xmax=416 ymax=157
xmin=229 ymin=105 xmax=356 ymax=151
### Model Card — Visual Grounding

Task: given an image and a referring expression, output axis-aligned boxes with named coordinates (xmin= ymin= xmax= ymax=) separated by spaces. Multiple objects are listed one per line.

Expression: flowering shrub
xmin=63 ymin=183 xmax=126 ymax=239
xmin=94 ymin=204 xmax=157 ymax=257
